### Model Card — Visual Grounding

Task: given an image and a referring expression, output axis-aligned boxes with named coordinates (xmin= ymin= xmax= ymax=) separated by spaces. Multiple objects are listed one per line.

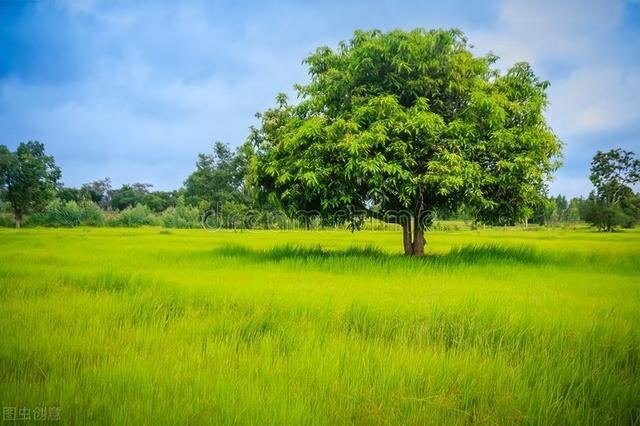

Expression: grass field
xmin=1 ymin=226 xmax=639 ymax=424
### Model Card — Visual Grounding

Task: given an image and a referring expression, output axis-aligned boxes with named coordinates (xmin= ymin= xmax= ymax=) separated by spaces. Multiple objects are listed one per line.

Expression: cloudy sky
xmin=1 ymin=0 xmax=639 ymax=197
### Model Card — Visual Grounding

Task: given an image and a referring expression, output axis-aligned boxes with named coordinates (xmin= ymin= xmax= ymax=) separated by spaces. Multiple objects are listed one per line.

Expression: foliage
xmin=58 ymin=186 xmax=81 ymax=203
xmin=565 ymin=197 xmax=582 ymax=223
xmin=0 ymin=201 xmax=13 ymax=227
xmin=590 ymin=149 xmax=639 ymax=204
xmin=250 ymin=29 xmax=562 ymax=254
xmin=529 ymin=197 xmax=556 ymax=225
xmin=529 ymin=195 xmax=580 ymax=226
xmin=585 ymin=149 xmax=640 ymax=231
xmin=619 ymin=192 xmax=640 ymax=227
xmin=160 ymin=197 xmax=201 ymax=228
xmin=77 ymin=200 xmax=106 ymax=226
xmin=219 ymin=201 xmax=254 ymax=229
xmin=580 ymin=191 xmax=640 ymax=231
xmin=110 ymin=183 xmax=152 ymax=211
xmin=144 ymin=190 xmax=180 ymax=213
xmin=184 ymin=141 xmax=253 ymax=209
xmin=29 ymin=199 xmax=105 ymax=227
xmin=80 ymin=178 xmax=112 ymax=209
xmin=108 ymin=204 xmax=159 ymax=227
xmin=0 ymin=214 xmax=12 ymax=228
xmin=580 ymin=195 xmax=627 ymax=231
xmin=0 ymin=141 xmax=61 ymax=227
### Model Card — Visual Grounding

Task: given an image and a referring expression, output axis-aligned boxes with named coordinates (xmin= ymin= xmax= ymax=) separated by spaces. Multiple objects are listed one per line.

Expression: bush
xmin=108 ymin=204 xmax=159 ymax=227
xmin=27 ymin=199 xmax=81 ymax=228
xmin=0 ymin=201 xmax=13 ymax=227
xmin=0 ymin=213 xmax=13 ymax=227
xmin=79 ymin=201 xmax=105 ymax=226
xmin=49 ymin=200 xmax=82 ymax=227
xmin=161 ymin=203 xmax=201 ymax=228
xmin=580 ymin=197 xmax=629 ymax=232
xmin=29 ymin=200 xmax=105 ymax=227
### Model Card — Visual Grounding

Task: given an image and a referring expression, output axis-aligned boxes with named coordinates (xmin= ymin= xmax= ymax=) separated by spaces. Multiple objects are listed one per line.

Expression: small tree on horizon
xmin=249 ymin=28 xmax=562 ymax=255
xmin=184 ymin=141 xmax=253 ymax=210
xmin=583 ymin=149 xmax=640 ymax=231
xmin=0 ymin=141 xmax=61 ymax=228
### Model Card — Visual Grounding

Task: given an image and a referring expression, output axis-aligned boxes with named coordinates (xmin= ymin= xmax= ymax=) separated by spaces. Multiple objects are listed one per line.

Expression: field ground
xmin=1 ymin=226 xmax=639 ymax=424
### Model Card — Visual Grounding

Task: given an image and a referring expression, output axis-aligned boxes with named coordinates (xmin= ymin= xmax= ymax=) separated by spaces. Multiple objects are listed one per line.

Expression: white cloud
xmin=547 ymin=66 xmax=640 ymax=135
xmin=470 ymin=0 xmax=624 ymax=67
xmin=501 ymin=0 xmax=622 ymax=34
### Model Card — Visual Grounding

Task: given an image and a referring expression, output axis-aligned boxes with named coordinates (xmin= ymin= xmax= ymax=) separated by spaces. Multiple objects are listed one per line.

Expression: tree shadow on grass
xmin=212 ymin=243 xmax=550 ymax=267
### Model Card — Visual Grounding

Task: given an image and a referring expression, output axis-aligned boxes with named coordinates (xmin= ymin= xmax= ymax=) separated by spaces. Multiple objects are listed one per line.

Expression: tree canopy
xmin=0 ymin=141 xmax=61 ymax=227
xmin=249 ymin=28 xmax=562 ymax=254
xmin=184 ymin=141 xmax=253 ymax=210
xmin=582 ymin=149 xmax=640 ymax=231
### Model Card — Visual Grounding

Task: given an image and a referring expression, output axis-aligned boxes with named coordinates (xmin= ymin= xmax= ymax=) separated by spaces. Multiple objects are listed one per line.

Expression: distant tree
xmin=184 ymin=141 xmax=253 ymax=209
xmin=529 ymin=196 xmax=556 ymax=225
xmin=620 ymin=192 xmax=640 ymax=227
xmin=0 ymin=141 xmax=61 ymax=227
xmin=566 ymin=197 xmax=582 ymax=223
xmin=140 ymin=190 xmax=180 ymax=213
xmin=152 ymin=190 xmax=181 ymax=209
xmin=80 ymin=178 xmax=112 ymax=209
xmin=585 ymin=149 xmax=640 ymax=231
xmin=553 ymin=195 xmax=568 ymax=222
xmin=58 ymin=186 xmax=81 ymax=203
xmin=580 ymin=195 xmax=627 ymax=231
xmin=249 ymin=29 xmax=562 ymax=255
xmin=0 ymin=145 xmax=12 ymax=190
xmin=131 ymin=182 xmax=153 ymax=193
xmin=530 ymin=194 xmax=569 ymax=225
xmin=110 ymin=183 xmax=152 ymax=211
xmin=139 ymin=193 xmax=164 ymax=213
xmin=590 ymin=149 xmax=639 ymax=204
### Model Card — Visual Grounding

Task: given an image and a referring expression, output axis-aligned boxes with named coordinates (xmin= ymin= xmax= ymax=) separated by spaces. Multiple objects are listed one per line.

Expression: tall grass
xmin=0 ymin=227 xmax=639 ymax=424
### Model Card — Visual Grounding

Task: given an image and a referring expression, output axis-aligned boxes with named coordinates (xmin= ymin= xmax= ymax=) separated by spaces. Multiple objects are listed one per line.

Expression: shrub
xmin=108 ymin=204 xmax=159 ymax=227
xmin=0 ymin=213 xmax=13 ymax=227
xmin=79 ymin=201 xmax=105 ymax=226
xmin=29 ymin=200 xmax=105 ymax=227
xmin=31 ymin=200 xmax=82 ymax=227
xmin=580 ymin=197 xmax=629 ymax=232
xmin=161 ymin=203 xmax=201 ymax=228
xmin=0 ymin=201 xmax=13 ymax=227
xmin=220 ymin=201 xmax=262 ymax=229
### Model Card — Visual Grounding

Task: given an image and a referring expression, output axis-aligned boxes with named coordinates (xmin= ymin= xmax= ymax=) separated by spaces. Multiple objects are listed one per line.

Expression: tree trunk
xmin=14 ymin=213 xmax=22 ymax=229
xmin=412 ymin=219 xmax=425 ymax=256
xmin=401 ymin=218 xmax=413 ymax=255
xmin=400 ymin=216 xmax=426 ymax=256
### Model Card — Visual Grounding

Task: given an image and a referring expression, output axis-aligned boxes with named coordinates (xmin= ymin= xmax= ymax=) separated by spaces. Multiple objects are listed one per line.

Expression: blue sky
xmin=1 ymin=0 xmax=639 ymax=197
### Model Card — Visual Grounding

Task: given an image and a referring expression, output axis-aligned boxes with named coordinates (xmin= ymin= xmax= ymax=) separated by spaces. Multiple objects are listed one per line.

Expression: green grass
xmin=1 ymin=226 xmax=639 ymax=424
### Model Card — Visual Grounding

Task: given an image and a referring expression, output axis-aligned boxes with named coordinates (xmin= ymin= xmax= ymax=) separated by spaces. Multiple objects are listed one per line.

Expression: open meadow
xmin=1 ymin=226 xmax=639 ymax=424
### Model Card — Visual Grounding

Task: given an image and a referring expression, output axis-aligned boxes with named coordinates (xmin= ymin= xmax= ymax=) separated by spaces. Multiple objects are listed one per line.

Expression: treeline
xmin=1 ymin=141 xmax=639 ymax=230
xmin=428 ymin=194 xmax=639 ymax=229
xmin=0 ymin=141 xmax=270 ymax=229
xmin=0 ymin=192 xmax=203 ymax=229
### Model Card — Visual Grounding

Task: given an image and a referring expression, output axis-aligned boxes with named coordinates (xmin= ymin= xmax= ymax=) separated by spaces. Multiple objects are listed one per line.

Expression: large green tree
xmin=0 ymin=141 xmax=61 ymax=228
xmin=250 ymin=29 xmax=562 ymax=255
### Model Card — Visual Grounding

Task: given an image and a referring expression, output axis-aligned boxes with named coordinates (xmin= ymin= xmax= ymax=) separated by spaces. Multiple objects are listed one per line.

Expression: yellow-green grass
xmin=1 ymin=226 xmax=639 ymax=424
